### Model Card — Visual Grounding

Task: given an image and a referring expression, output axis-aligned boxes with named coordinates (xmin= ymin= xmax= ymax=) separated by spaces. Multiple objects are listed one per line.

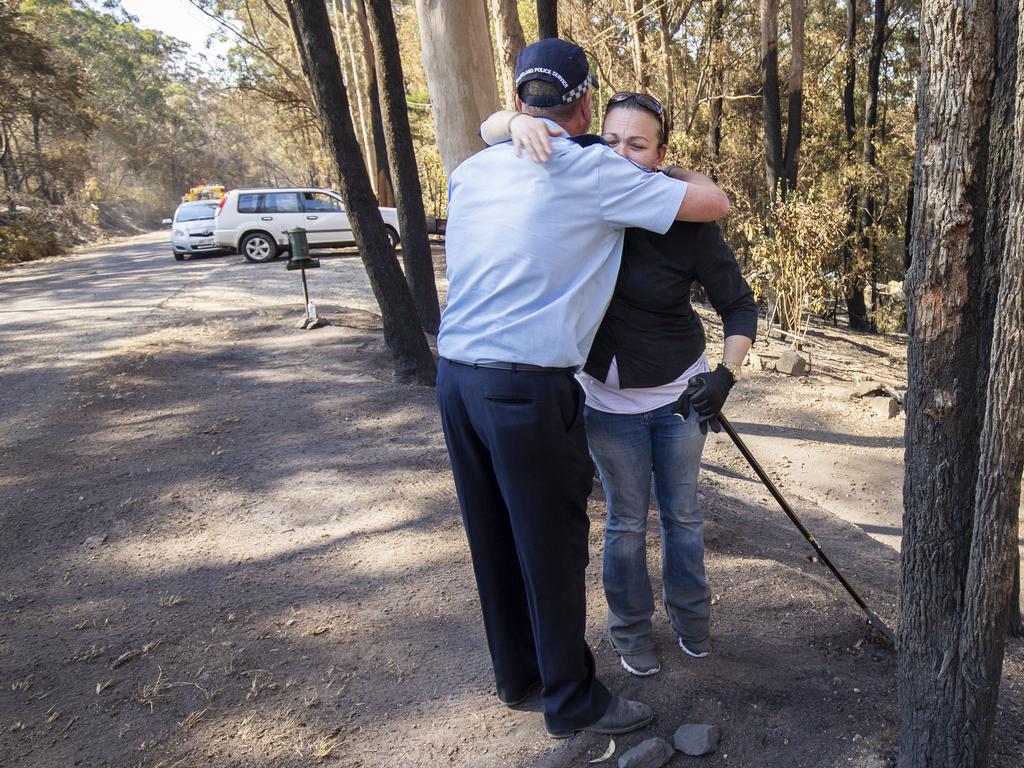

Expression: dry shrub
xmin=743 ymin=190 xmax=847 ymax=337
xmin=0 ymin=202 xmax=98 ymax=264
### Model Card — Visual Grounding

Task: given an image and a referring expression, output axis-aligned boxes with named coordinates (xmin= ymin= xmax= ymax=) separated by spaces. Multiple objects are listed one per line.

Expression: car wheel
xmin=173 ymin=251 xmax=185 ymax=261
xmin=384 ymin=225 xmax=400 ymax=251
xmin=240 ymin=232 xmax=278 ymax=263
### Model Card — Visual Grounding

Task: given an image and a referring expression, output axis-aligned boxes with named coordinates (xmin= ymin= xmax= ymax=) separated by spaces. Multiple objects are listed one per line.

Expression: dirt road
xmin=1 ymin=233 xmax=1020 ymax=767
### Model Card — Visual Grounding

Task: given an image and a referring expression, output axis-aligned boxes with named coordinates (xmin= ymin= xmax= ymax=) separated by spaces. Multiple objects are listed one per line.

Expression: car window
xmin=262 ymin=192 xmax=301 ymax=213
xmin=174 ymin=204 xmax=218 ymax=223
xmin=238 ymin=193 xmax=260 ymax=213
xmin=235 ymin=192 xmax=302 ymax=214
xmin=302 ymin=192 xmax=343 ymax=213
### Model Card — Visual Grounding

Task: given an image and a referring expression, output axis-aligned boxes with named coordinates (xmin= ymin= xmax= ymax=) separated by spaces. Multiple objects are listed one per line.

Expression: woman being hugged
xmin=481 ymin=92 xmax=756 ymax=676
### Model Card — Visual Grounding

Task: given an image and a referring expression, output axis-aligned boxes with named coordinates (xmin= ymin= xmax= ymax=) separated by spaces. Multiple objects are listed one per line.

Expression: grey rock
xmin=746 ymin=352 xmax=766 ymax=371
xmin=617 ymin=737 xmax=675 ymax=768
xmin=868 ymin=396 xmax=900 ymax=419
xmin=296 ymin=315 xmax=326 ymax=330
xmin=775 ymin=349 xmax=809 ymax=376
xmin=673 ymin=723 xmax=721 ymax=756
xmin=850 ymin=381 xmax=886 ymax=399
xmin=83 ymin=534 xmax=107 ymax=549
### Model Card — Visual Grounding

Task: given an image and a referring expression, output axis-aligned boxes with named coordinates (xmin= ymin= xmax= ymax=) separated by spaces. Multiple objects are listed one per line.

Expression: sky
xmin=119 ymin=0 xmax=235 ymax=65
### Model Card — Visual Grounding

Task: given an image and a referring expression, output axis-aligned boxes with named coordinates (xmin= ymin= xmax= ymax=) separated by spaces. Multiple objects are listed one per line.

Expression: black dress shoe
xmin=546 ymin=695 xmax=654 ymax=739
xmin=497 ymin=679 xmax=542 ymax=707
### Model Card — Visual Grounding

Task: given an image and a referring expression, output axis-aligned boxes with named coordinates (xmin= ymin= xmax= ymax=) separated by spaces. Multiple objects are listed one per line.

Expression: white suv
xmin=214 ymin=188 xmax=401 ymax=263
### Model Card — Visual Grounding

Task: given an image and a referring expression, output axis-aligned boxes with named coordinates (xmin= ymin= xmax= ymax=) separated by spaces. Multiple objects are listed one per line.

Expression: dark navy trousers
xmin=436 ymin=358 xmax=611 ymax=733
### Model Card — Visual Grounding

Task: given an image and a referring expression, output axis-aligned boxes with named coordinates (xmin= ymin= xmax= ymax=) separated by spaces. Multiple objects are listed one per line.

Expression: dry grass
xmin=10 ymin=674 xmax=33 ymax=691
xmin=243 ymin=669 xmax=276 ymax=701
xmin=70 ymin=643 xmax=106 ymax=663
xmin=179 ymin=708 xmax=208 ymax=731
xmin=311 ymin=735 xmax=341 ymax=761
xmin=137 ymin=666 xmax=195 ymax=712
xmin=112 ymin=639 xmax=161 ymax=669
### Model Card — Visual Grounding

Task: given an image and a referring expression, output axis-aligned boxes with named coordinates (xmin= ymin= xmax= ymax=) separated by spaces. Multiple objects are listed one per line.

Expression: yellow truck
xmin=181 ymin=184 xmax=225 ymax=203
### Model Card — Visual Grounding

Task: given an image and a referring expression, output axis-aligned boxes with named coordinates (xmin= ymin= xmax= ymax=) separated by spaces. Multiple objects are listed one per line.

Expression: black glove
xmin=672 ymin=364 xmax=736 ymax=435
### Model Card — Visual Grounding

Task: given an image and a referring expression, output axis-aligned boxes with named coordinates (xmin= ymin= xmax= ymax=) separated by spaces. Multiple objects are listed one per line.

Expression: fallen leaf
xmin=588 ymin=738 xmax=615 ymax=763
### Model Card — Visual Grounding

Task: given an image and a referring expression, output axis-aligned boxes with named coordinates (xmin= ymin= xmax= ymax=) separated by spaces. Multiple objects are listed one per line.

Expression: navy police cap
xmin=515 ymin=38 xmax=596 ymax=108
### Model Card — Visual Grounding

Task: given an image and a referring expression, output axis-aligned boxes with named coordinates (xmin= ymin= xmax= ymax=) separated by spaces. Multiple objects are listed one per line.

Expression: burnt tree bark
xmin=333 ymin=0 xmax=373 ymax=182
xmin=899 ymin=0 xmax=1024 ymax=765
xmin=760 ymin=0 xmax=806 ymax=199
xmin=781 ymin=0 xmax=805 ymax=194
xmin=706 ymin=0 xmax=726 ymax=170
xmin=858 ymin=0 xmax=890 ymax=328
xmin=364 ymin=0 xmax=441 ymax=334
xmin=489 ymin=0 xmax=527 ymax=110
xmin=657 ymin=2 xmax=678 ymax=127
xmin=979 ymin=0 xmax=1024 ymax=644
xmin=759 ymin=0 xmax=784 ymax=200
xmin=537 ymin=0 xmax=558 ymax=39
xmin=1012 ymin=560 xmax=1023 ymax=637
xmin=842 ymin=0 xmax=870 ymax=329
xmin=354 ymin=0 xmax=395 ymax=207
xmin=285 ymin=0 xmax=435 ymax=384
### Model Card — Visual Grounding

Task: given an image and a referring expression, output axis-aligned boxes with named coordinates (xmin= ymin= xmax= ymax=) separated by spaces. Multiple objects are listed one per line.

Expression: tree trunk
xmin=629 ymin=1 xmax=650 ymax=90
xmin=0 ymin=122 xmax=18 ymax=211
xmin=903 ymin=183 xmax=913 ymax=272
xmin=862 ymin=0 xmax=888 ymax=173
xmin=354 ymin=0 xmax=395 ymax=207
xmin=336 ymin=0 xmax=374 ymax=186
xmin=843 ymin=0 xmax=857 ymax=151
xmin=30 ymin=103 xmax=50 ymax=202
xmin=1012 ymin=557 xmax=1024 ymax=637
xmin=537 ymin=0 xmax=557 ymax=39
xmin=759 ymin=0 xmax=784 ymax=201
xmin=857 ymin=0 xmax=890 ymax=331
xmin=415 ymin=0 xmax=500 ymax=177
xmin=781 ymin=0 xmax=805 ymax=195
xmin=364 ymin=0 xmax=441 ymax=335
xmin=658 ymin=2 xmax=678 ymax=128
xmin=705 ymin=0 xmax=726 ymax=168
xmin=285 ymin=0 xmax=436 ymax=385
xmin=841 ymin=0 xmax=868 ymax=330
xmin=489 ymin=0 xmax=526 ymax=110
xmin=898 ymin=0 xmax=1024 ymax=765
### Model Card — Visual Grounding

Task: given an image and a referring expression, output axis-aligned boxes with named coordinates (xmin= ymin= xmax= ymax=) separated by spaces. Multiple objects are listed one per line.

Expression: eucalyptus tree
xmin=899 ymin=1 xmax=1024 ymax=765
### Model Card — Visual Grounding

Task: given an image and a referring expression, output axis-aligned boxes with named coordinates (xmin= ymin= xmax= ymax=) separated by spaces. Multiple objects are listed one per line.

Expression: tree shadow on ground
xmin=2 ymin=299 xmax=1021 ymax=768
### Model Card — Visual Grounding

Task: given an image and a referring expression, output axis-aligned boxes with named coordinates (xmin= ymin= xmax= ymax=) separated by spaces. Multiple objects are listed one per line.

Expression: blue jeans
xmin=584 ymin=402 xmax=710 ymax=656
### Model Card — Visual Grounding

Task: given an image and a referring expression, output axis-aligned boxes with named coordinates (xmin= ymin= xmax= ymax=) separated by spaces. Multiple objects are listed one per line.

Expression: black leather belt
xmin=446 ymin=358 xmax=576 ymax=374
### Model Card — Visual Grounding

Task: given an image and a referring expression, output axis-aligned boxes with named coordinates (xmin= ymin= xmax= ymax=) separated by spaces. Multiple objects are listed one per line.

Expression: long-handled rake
xmin=716 ymin=413 xmax=897 ymax=647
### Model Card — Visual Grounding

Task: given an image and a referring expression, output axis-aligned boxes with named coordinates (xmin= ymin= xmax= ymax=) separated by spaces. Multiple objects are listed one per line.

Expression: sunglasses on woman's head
xmin=607 ymin=91 xmax=664 ymax=117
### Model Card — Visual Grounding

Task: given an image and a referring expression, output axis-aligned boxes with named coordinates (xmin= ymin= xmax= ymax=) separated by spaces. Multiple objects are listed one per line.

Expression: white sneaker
xmin=678 ymin=637 xmax=710 ymax=658
xmin=619 ymin=650 xmax=661 ymax=677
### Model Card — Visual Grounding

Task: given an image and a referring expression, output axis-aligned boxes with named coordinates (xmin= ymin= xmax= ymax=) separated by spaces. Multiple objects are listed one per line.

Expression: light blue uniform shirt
xmin=438 ymin=131 xmax=688 ymax=369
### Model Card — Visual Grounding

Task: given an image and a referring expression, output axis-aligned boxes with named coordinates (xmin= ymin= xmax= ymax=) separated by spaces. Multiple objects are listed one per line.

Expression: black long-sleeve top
xmin=584 ymin=221 xmax=758 ymax=389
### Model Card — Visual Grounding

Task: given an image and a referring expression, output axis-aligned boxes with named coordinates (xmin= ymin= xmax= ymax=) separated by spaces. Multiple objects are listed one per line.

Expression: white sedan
xmin=165 ymin=201 xmax=233 ymax=261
